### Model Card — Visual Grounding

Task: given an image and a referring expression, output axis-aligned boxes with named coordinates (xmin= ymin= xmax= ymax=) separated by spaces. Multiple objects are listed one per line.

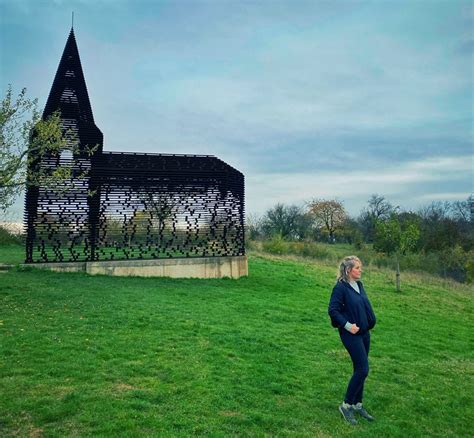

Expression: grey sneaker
xmin=339 ymin=404 xmax=358 ymax=425
xmin=353 ymin=403 xmax=375 ymax=421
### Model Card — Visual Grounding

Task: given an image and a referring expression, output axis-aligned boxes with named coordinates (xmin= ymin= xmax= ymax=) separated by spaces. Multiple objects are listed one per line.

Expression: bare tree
xmin=367 ymin=194 xmax=396 ymax=219
xmin=261 ymin=203 xmax=303 ymax=239
xmin=418 ymin=201 xmax=452 ymax=222
xmin=246 ymin=212 xmax=263 ymax=240
xmin=142 ymin=191 xmax=178 ymax=245
xmin=450 ymin=199 xmax=470 ymax=222
xmin=358 ymin=194 xmax=397 ymax=242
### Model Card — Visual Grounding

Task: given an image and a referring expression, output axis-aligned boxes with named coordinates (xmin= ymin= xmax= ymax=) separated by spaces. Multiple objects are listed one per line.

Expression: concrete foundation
xmin=25 ymin=255 xmax=248 ymax=279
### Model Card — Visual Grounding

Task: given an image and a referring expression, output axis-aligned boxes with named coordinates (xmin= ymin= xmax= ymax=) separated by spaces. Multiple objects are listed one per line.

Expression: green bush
xmin=245 ymin=239 xmax=260 ymax=251
xmin=261 ymin=237 xmax=336 ymax=262
xmin=371 ymin=253 xmax=390 ymax=269
xmin=298 ymin=241 xmax=333 ymax=259
xmin=371 ymin=248 xmax=471 ymax=283
xmin=262 ymin=234 xmax=288 ymax=255
xmin=399 ymin=251 xmax=439 ymax=274
xmin=465 ymin=259 xmax=474 ymax=284
xmin=0 ymin=226 xmax=23 ymax=245
xmin=255 ymin=235 xmax=472 ymax=283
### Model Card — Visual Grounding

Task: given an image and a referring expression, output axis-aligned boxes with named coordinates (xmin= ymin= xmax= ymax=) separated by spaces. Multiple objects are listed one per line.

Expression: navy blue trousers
xmin=339 ymin=330 xmax=371 ymax=405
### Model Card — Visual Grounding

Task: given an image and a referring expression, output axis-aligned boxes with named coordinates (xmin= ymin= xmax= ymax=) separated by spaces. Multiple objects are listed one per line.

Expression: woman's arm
xmin=359 ymin=282 xmax=376 ymax=329
xmin=328 ymin=284 xmax=349 ymax=328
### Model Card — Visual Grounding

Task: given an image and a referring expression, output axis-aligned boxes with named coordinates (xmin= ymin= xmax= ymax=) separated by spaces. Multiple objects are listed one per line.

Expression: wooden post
xmin=396 ymin=255 xmax=401 ymax=292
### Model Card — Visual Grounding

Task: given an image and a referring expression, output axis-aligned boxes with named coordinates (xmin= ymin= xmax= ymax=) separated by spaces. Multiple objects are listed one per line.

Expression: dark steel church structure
xmin=24 ymin=29 xmax=245 ymax=264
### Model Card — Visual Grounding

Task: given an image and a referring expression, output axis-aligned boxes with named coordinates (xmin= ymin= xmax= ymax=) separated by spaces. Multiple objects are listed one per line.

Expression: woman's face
xmin=348 ymin=262 xmax=362 ymax=281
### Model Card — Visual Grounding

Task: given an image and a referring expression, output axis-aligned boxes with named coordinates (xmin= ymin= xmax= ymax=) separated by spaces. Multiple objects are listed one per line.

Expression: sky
xmin=1 ymin=0 xmax=473 ymax=220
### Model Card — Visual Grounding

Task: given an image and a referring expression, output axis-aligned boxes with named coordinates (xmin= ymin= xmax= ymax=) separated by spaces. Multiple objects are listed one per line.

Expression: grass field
xmin=0 ymin=244 xmax=472 ymax=437
xmin=0 ymin=244 xmax=24 ymax=264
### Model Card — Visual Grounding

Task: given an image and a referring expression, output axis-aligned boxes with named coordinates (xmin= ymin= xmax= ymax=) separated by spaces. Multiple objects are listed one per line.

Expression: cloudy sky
xmin=1 ymin=0 xmax=472 ymax=219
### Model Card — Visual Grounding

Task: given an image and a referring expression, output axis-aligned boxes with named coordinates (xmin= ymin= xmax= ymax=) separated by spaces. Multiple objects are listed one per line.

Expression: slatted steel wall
xmin=25 ymin=153 xmax=94 ymax=262
xmin=25 ymin=151 xmax=245 ymax=263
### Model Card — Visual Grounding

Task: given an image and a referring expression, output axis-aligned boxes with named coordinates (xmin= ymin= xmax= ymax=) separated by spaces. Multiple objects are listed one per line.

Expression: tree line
xmin=247 ymin=195 xmax=474 ymax=283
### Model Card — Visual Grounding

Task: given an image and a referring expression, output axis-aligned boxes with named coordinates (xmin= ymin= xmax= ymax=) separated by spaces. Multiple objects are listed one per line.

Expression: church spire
xmin=43 ymin=28 xmax=95 ymax=123
xmin=43 ymin=28 xmax=103 ymax=154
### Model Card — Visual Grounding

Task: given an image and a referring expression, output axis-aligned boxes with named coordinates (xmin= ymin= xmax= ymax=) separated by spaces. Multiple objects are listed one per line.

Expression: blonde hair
xmin=337 ymin=256 xmax=362 ymax=282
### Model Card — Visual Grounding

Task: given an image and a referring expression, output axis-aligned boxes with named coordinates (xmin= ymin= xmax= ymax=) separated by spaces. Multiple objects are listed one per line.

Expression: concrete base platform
xmin=25 ymin=255 xmax=248 ymax=279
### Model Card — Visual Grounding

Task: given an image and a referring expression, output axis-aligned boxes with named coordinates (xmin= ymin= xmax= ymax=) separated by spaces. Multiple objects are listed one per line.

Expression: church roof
xmin=97 ymin=151 xmax=243 ymax=177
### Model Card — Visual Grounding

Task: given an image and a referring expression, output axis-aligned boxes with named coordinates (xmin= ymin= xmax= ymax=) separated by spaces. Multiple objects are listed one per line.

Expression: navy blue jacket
xmin=328 ymin=280 xmax=376 ymax=334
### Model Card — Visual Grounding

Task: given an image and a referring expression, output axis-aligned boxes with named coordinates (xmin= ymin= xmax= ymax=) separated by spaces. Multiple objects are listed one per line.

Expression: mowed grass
xmin=0 ymin=244 xmax=24 ymax=264
xmin=0 ymin=247 xmax=472 ymax=437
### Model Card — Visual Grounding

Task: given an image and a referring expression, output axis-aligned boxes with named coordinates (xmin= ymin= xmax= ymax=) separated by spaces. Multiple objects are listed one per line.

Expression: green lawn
xmin=0 ymin=246 xmax=472 ymax=437
xmin=0 ymin=245 xmax=24 ymax=264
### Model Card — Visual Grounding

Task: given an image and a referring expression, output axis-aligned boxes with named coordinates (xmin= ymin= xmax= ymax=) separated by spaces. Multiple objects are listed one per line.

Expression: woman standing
xmin=328 ymin=256 xmax=376 ymax=425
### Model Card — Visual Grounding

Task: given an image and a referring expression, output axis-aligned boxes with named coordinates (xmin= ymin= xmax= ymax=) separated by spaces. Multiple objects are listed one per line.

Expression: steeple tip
xmin=43 ymin=22 xmax=95 ymax=123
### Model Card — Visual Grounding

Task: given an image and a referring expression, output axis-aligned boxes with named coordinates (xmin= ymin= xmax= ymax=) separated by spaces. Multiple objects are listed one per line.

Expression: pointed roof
xmin=43 ymin=28 xmax=95 ymax=122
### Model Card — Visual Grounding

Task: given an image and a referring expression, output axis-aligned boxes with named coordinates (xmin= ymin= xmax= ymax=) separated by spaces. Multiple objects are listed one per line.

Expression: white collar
xmin=349 ymin=280 xmax=360 ymax=293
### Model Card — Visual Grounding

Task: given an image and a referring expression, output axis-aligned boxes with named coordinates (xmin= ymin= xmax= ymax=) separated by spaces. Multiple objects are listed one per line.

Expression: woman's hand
xmin=350 ymin=324 xmax=360 ymax=334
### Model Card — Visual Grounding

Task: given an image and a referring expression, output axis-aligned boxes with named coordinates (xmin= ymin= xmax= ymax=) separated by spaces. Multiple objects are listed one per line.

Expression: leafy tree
xmin=374 ymin=214 xmax=420 ymax=291
xmin=438 ymin=244 xmax=472 ymax=283
xmin=374 ymin=214 xmax=420 ymax=255
xmin=307 ymin=199 xmax=347 ymax=243
xmin=339 ymin=217 xmax=364 ymax=248
xmin=1 ymin=85 xmax=80 ymax=211
xmin=417 ymin=201 xmax=463 ymax=252
xmin=293 ymin=211 xmax=314 ymax=240
xmin=123 ymin=210 xmax=151 ymax=247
